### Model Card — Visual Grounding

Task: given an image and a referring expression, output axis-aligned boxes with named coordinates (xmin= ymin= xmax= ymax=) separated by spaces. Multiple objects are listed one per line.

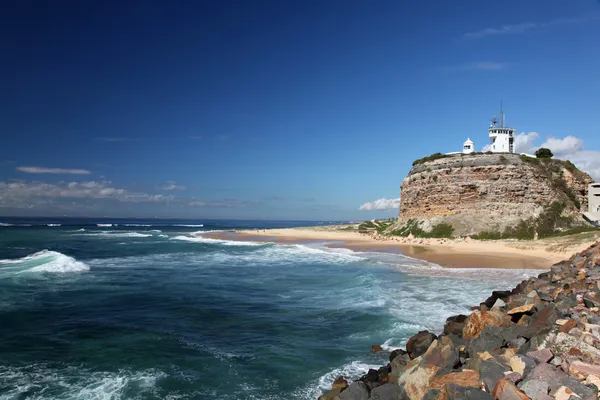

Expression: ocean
xmin=0 ymin=218 xmax=539 ymax=400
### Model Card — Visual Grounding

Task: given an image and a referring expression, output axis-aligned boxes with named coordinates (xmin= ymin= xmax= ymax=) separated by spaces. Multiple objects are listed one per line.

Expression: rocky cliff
xmin=394 ymin=153 xmax=592 ymax=236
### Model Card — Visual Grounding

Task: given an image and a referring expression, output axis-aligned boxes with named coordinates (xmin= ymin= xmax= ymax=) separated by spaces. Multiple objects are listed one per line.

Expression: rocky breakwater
xmin=318 ymin=242 xmax=600 ymax=400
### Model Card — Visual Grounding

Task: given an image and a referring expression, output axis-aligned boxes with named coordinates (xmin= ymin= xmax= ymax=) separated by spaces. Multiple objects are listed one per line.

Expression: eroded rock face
xmin=395 ymin=154 xmax=591 ymax=235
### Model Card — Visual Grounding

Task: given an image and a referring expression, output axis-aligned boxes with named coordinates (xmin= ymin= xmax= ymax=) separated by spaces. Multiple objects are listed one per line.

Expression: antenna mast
xmin=500 ymin=101 xmax=504 ymax=128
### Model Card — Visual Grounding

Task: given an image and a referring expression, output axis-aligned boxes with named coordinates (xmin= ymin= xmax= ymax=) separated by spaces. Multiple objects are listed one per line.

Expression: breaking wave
xmin=173 ymin=224 xmax=204 ymax=227
xmin=171 ymin=235 xmax=264 ymax=246
xmin=0 ymin=250 xmax=90 ymax=274
xmin=0 ymin=364 xmax=165 ymax=399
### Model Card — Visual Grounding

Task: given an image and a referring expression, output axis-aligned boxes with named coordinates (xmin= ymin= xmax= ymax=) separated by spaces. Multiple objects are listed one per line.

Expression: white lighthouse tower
xmin=488 ymin=103 xmax=515 ymax=153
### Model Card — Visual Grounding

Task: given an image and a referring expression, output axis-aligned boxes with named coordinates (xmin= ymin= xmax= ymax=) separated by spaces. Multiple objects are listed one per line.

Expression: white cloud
xmin=464 ymin=14 xmax=599 ymax=39
xmin=17 ymin=166 xmax=91 ymax=175
xmin=539 ymin=136 xmax=583 ymax=155
xmin=188 ymin=199 xmax=252 ymax=208
xmin=0 ymin=180 xmax=172 ymax=208
xmin=359 ymin=198 xmax=400 ymax=211
xmin=513 ymin=132 xmax=540 ymax=153
xmin=539 ymin=136 xmax=600 ymax=181
xmin=157 ymin=182 xmax=186 ymax=191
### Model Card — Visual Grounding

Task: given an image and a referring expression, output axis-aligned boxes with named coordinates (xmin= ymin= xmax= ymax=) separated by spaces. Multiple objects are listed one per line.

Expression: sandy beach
xmin=202 ymin=225 xmax=600 ymax=270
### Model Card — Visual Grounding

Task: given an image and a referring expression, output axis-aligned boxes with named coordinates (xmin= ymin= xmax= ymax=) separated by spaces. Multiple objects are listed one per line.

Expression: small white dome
xmin=464 ymin=138 xmax=474 ymax=145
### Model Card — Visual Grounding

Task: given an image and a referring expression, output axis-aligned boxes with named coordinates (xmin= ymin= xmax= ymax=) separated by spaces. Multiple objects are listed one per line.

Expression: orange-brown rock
xmin=371 ymin=345 xmax=383 ymax=352
xmin=430 ymin=370 xmax=480 ymax=389
xmin=492 ymin=379 xmax=530 ymax=400
xmin=463 ymin=310 xmax=512 ymax=340
xmin=507 ymin=304 xmax=536 ymax=315
xmin=331 ymin=376 xmax=348 ymax=390
xmin=558 ymin=319 xmax=578 ymax=333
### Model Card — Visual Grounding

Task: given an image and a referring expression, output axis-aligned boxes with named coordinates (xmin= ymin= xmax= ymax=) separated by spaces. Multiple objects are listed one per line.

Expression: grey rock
xmin=519 ymin=379 xmax=549 ymax=399
xmin=406 ymin=331 xmax=437 ymax=360
xmin=479 ymin=359 xmax=509 ymax=392
xmin=422 ymin=388 xmax=441 ymax=400
xmin=512 ymin=355 xmax=537 ymax=377
xmin=440 ymin=384 xmax=493 ymax=400
xmin=338 ymin=382 xmax=369 ymax=400
xmin=526 ymin=348 xmax=554 ymax=364
xmin=557 ymin=379 xmax=596 ymax=400
xmin=468 ymin=326 xmax=505 ymax=357
xmin=521 ymin=363 xmax=595 ymax=399
xmin=319 ymin=387 xmax=344 ymax=400
xmin=508 ymin=337 xmax=527 ymax=350
xmin=444 ymin=314 xmax=468 ymax=337
xmin=549 ymin=356 xmax=562 ymax=367
xmin=367 ymin=383 xmax=401 ymax=400
xmin=389 ymin=349 xmax=408 ymax=363
xmin=492 ymin=298 xmax=507 ymax=309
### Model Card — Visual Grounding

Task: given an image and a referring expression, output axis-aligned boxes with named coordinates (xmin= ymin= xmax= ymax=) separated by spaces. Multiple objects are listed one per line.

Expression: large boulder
xmin=337 ymin=381 xmax=369 ymax=400
xmin=397 ymin=361 xmax=439 ymax=400
xmin=492 ymin=379 xmax=530 ymax=400
xmin=429 ymin=370 xmax=480 ymax=390
xmin=443 ymin=315 xmax=468 ymax=337
xmin=435 ymin=383 xmax=493 ymax=400
xmin=420 ymin=337 xmax=458 ymax=370
xmin=462 ymin=310 xmax=512 ymax=340
xmin=366 ymin=383 xmax=401 ymax=400
xmin=406 ymin=331 xmax=437 ymax=360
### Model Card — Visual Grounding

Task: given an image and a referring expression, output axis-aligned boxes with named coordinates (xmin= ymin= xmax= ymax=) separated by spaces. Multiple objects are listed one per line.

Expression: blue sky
xmin=1 ymin=0 xmax=599 ymax=220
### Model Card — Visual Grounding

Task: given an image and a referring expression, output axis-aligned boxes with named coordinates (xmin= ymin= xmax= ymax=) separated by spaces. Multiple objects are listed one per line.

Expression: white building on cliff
xmin=488 ymin=104 xmax=515 ymax=153
xmin=446 ymin=104 xmax=519 ymax=155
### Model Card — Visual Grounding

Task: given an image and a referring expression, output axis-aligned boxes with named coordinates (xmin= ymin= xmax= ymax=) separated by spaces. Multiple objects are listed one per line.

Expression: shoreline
xmin=200 ymin=227 xmax=600 ymax=270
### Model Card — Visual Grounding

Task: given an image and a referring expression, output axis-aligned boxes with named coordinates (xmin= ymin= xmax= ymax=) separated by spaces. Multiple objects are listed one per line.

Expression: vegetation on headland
xmin=472 ymin=201 xmax=599 ymax=240
xmin=412 ymin=152 xmax=449 ymax=166
xmin=535 ymin=147 xmax=553 ymax=158
xmin=388 ymin=219 xmax=455 ymax=239
xmin=357 ymin=219 xmax=396 ymax=234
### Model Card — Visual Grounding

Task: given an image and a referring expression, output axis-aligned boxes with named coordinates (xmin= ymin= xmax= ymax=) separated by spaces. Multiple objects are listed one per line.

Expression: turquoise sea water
xmin=0 ymin=218 xmax=539 ymax=399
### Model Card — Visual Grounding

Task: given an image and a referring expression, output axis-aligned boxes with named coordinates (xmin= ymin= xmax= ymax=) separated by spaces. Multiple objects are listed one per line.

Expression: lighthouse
xmin=488 ymin=102 xmax=515 ymax=153
xmin=462 ymin=138 xmax=474 ymax=154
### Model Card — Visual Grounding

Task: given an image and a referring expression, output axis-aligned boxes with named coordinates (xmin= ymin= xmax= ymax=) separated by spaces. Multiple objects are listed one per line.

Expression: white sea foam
xmin=171 ymin=235 xmax=264 ymax=246
xmin=0 ymin=222 xmax=13 ymax=226
xmin=150 ymin=229 xmax=162 ymax=233
xmin=124 ymin=224 xmax=152 ymax=227
xmin=296 ymin=360 xmax=382 ymax=400
xmin=0 ymin=364 xmax=165 ymax=400
xmin=45 ymin=223 xmax=61 ymax=227
xmin=97 ymin=223 xmax=114 ymax=227
xmin=0 ymin=250 xmax=90 ymax=274
xmin=76 ymin=231 xmax=152 ymax=238
xmin=173 ymin=224 xmax=203 ymax=227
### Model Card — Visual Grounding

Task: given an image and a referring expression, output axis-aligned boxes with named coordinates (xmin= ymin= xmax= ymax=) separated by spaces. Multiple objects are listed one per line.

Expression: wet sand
xmin=202 ymin=231 xmax=556 ymax=270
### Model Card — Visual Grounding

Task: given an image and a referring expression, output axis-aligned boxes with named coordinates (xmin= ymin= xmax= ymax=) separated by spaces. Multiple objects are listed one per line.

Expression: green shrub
xmin=428 ymin=223 xmax=455 ymax=238
xmin=535 ymin=148 xmax=554 ymax=158
xmin=389 ymin=220 xmax=454 ymax=238
xmin=412 ymin=153 xmax=449 ymax=166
